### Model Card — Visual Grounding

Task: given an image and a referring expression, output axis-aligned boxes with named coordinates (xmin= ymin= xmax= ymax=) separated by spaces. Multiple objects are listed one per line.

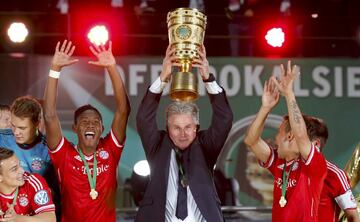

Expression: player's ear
xmin=72 ymin=124 xmax=77 ymax=132
xmin=287 ymin=131 xmax=294 ymax=141
xmin=312 ymin=138 xmax=322 ymax=151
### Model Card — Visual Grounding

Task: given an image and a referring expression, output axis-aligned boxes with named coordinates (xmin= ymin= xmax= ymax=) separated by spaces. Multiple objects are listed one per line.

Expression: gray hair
xmin=166 ymin=102 xmax=199 ymax=125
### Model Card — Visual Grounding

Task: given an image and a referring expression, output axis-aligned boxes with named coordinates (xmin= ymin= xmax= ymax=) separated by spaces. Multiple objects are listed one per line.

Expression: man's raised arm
xmin=244 ymin=78 xmax=280 ymax=163
xmin=89 ymin=42 xmax=130 ymax=143
xmin=273 ymin=61 xmax=312 ymax=159
xmin=43 ymin=40 xmax=78 ymax=150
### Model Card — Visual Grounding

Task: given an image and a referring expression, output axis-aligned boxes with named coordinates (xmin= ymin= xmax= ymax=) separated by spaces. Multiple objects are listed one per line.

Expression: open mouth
xmin=84 ymin=131 xmax=95 ymax=139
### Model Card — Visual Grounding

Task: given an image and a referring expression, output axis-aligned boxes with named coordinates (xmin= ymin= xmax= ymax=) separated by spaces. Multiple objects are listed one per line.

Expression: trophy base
xmin=170 ymin=71 xmax=198 ymax=101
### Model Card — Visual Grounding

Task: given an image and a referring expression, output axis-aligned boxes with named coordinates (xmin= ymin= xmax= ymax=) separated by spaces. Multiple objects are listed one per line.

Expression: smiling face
xmin=0 ymin=155 xmax=25 ymax=189
xmin=11 ymin=114 xmax=38 ymax=145
xmin=167 ymin=113 xmax=197 ymax=150
xmin=73 ymin=110 xmax=104 ymax=153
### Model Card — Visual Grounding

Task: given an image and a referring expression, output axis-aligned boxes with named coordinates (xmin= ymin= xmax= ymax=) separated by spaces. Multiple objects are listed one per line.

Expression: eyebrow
xmin=9 ymin=165 xmax=17 ymax=171
xmin=11 ymin=123 xmax=27 ymax=128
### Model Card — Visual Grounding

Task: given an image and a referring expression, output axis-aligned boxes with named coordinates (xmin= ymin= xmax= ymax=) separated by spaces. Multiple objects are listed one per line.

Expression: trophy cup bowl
xmin=167 ymin=8 xmax=207 ymax=101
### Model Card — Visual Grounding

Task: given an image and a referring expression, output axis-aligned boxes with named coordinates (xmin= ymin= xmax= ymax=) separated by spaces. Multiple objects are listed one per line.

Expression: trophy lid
xmin=167 ymin=8 xmax=207 ymax=24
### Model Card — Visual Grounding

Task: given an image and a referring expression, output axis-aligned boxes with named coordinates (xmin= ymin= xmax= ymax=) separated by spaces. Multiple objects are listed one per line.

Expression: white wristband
xmin=49 ymin=70 xmax=61 ymax=79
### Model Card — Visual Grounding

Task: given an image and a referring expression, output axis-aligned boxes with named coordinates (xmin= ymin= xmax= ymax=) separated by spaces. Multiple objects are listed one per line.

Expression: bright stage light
xmin=87 ymin=25 xmax=109 ymax=46
xmin=7 ymin=22 xmax=29 ymax=43
xmin=265 ymin=27 xmax=285 ymax=48
xmin=133 ymin=160 xmax=150 ymax=177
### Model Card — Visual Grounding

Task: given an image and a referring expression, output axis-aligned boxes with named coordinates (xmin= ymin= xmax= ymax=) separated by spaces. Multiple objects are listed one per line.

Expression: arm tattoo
xmin=291 ymin=100 xmax=301 ymax=124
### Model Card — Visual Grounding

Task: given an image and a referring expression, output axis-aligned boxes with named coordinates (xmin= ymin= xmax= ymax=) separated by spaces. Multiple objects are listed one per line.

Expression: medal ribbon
xmin=174 ymin=148 xmax=188 ymax=187
xmin=281 ymin=161 xmax=295 ymax=200
xmin=78 ymin=149 xmax=97 ymax=191
xmin=12 ymin=188 xmax=18 ymax=206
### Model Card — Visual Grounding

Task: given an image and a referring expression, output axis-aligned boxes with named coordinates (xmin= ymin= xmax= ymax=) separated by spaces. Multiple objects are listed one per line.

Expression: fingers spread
xmin=69 ymin=59 xmax=79 ymax=65
xmin=88 ymin=61 xmax=101 ymax=66
xmin=55 ymin=41 xmax=60 ymax=52
xmin=100 ymin=44 xmax=106 ymax=52
xmin=60 ymin=40 xmax=67 ymax=52
xmin=65 ymin=41 xmax=72 ymax=54
xmin=68 ymin=45 xmax=76 ymax=57
xmin=280 ymin=64 xmax=285 ymax=77
xmin=108 ymin=41 xmax=113 ymax=51
xmin=89 ymin=46 xmax=98 ymax=56
xmin=287 ymin=60 xmax=291 ymax=75
xmin=264 ymin=80 xmax=269 ymax=92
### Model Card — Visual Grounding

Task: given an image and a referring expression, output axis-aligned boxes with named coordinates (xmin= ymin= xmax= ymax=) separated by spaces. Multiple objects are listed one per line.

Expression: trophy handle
xmin=339 ymin=143 xmax=360 ymax=221
xmin=345 ymin=143 xmax=360 ymax=188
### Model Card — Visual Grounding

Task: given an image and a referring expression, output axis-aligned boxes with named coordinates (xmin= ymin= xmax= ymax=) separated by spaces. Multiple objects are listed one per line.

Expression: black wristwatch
xmin=203 ymin=73 xmax=216 ymax=82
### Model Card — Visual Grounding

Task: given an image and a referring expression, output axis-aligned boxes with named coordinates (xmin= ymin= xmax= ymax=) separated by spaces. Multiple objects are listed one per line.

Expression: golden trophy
xmin=167 ymin=8 xmax=207 ymax=101
xmin=340 ymin=143 xmax=360 ymax=221
xmin=345 ymin=143 xmax=360 ymax=188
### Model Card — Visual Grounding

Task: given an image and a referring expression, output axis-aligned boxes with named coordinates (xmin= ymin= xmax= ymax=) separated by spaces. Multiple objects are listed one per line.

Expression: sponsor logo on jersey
xmin=81 ymin=164 xmax=110 ymax=176
xmin=34 ymin=190 xmax=49 ymax=206
xmin=99 ymin=150 xmax=109 ymax=160
xmin=275 ymin=177 xmax=297 ymax=189
xmin=19 ymin=196 xmax=29 ymax=207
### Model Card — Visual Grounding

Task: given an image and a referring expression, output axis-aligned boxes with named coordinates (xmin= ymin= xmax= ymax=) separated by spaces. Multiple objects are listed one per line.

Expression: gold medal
xmin=90 ymin=189 xmax=98 ymax=200
xmin=279 ymin=196 xmax=287 ymax=207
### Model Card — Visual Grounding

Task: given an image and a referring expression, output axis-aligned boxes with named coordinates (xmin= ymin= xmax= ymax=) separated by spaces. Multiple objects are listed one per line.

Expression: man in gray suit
xmin=135 ymin=44 xmax=233 ymax=222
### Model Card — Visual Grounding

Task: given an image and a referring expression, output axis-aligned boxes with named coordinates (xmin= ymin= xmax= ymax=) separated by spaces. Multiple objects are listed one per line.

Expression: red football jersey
xmin=49 ymin=130 xmax=124 ymax=222
xmin=318 ymin=161 xmax=357 ymax=222
xmin=0 ymin=173 xmax=55 ymax=217
xmin=261 ymin=144 xmax=327 ymax=222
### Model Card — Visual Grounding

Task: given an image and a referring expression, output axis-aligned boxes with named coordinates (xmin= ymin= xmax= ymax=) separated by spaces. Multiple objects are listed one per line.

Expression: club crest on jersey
xmin=31 ymin=158 xmax=43 ymax=171
xmin=19 ymin=195 xmax=29 ymax=207
xmin=34 ymin=190 xmax=49 ymax=206
xmin=277 ymin=161 xmax=299 ymax=171
xmin=99 ymin=150 xmax=109 ymax=160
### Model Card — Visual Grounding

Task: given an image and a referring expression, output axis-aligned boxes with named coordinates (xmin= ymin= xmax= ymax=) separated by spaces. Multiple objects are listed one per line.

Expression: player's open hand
xmin=51 ymin=40 xmax=78 ymax=72
xmin=89 ymin=41 xmax=116 ymax=68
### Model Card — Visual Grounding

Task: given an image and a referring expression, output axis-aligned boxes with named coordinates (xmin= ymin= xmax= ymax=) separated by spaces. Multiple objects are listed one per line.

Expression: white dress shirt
xmin=165 ymin=150 xmax=206 ymax=222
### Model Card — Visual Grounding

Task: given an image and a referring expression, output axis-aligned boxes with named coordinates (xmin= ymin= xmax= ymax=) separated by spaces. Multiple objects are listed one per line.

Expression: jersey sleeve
xmin=335 ymin=189 xmax=357 ymax=210
xmin=102 ymin=129 xmax=125 ymax=162
xmin=327 ymin=164 xmax=357 ymax=210
xmin=259 ymin=147 xmax=278 ymax=175
xmin=27 ymin=174 xmax=55 ymax=214
xmin=48 ymin=137 xmax=70 ymax=170
xmin=301 ymin=144 xmax=327 ymax=178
